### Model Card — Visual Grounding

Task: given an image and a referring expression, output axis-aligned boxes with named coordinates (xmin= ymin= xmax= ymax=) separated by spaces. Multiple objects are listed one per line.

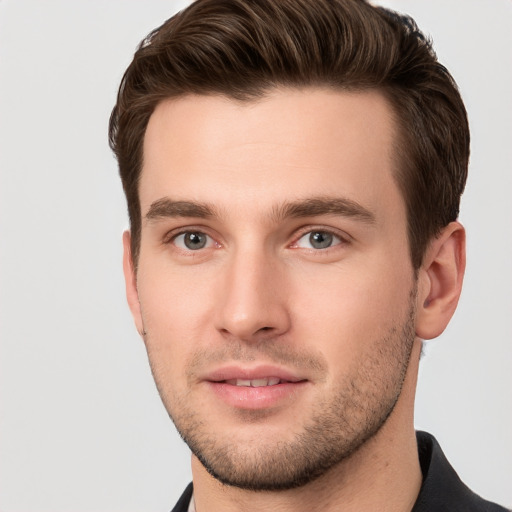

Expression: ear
xmin=122 ymin=230 xmax=145 ymax=336
xmin=415 ymin=221 xmax=466 ymax=340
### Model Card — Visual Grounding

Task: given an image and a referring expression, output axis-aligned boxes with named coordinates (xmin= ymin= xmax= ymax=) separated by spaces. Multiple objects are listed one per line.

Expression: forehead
xmin=140 ymin=88 xmax=402 ymax=223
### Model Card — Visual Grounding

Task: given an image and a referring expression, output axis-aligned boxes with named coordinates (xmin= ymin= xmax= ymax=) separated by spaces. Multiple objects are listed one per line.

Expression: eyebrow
xmin=144 ymin=196 xmax=375 ymax=224
xmin=272 ymin=196 xmax=376 ymax=224
xmin=145 ymin=198 xmax=216 ymax=221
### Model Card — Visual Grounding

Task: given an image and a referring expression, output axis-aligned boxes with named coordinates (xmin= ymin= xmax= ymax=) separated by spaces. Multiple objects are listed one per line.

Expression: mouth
xmin=203 ymin=366 xmax=309 ymax=409
xmin=205 ymin=364 xmax=306 ymax=383
xmin=223 ymin=377 xmax=290 ymax=387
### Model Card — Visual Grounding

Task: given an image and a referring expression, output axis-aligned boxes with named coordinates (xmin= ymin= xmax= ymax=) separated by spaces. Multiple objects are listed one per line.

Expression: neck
xmin=191 ymin=339 xmax=423 ymax=512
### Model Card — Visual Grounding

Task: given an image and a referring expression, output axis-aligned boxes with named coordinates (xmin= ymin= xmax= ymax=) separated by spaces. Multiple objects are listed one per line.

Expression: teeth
xmin=251 ymin=378 xmax=269 ymax=387
xmin=225 ymin=378 xmax=283 ymax=387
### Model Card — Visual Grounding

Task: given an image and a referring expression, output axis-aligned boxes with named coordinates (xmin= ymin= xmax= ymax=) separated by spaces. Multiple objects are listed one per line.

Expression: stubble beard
xmin=146 ymin=291 xmax=417 ymax=491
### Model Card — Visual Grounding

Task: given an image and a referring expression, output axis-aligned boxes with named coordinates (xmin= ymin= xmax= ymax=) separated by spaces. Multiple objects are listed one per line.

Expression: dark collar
xmin=171 ymin=432 xmax=508 ymax=512
xmin=412 ymin=431 xmax=508 ymax=511
xmin=171 ymin=482 xmax=193 ymax=512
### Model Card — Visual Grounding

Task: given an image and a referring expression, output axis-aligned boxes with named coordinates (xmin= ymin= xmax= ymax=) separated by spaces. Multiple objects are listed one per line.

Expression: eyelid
xmin=160 ymin=224 xmax=350 ymax=251
xmin=174 ymin=232 xmax=215 ymax=250
xmin=162 ymin=225 xmax=221 ymax=248
xmin=289 ymin=226 xmax=351 ymax=249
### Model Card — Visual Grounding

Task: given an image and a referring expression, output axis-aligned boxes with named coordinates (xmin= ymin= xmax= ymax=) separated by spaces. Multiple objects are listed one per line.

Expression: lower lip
xmin=207 ymin=381 xmax=308 ymax=410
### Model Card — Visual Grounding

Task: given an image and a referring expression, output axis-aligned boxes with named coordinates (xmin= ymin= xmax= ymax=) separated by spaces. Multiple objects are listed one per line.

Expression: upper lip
xmin=203 ymin=365 xmax=306 ymax=383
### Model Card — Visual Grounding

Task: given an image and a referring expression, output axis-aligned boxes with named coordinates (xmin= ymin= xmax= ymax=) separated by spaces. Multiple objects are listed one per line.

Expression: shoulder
xmin=413 ymin=431 xmax=509 ymax=512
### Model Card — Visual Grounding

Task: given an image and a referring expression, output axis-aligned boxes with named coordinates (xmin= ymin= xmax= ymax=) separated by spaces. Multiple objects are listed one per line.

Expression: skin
xmin=123 ymin=88 xmax=465 ymax=512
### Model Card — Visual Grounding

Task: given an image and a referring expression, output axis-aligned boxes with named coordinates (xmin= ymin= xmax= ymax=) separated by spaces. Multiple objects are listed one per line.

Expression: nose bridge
xmin=215 ymin=241 xmax=289 ymax=341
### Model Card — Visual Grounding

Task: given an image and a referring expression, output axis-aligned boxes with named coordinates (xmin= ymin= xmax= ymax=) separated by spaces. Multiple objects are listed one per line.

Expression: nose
xmin=214 ymin=247 xmax=291 ymax=343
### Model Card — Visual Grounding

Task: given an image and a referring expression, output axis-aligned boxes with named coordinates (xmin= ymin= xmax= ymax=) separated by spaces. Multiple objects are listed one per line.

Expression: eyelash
xmin=163 ymin=227 xmax=219 ymax=251
xmin=163 ymin=226 xmax=349 ymax=255
xmin=290 ymin=227 xmax=349 ymax=252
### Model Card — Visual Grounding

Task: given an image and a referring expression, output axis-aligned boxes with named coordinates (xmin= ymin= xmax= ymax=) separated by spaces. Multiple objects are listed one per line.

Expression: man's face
xmin=126 ymin=88 xmax=419 ymax=489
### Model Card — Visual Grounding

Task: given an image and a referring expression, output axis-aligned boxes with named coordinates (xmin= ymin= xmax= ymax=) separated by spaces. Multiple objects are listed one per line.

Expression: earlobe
xmin=415 ymin=222 xmax=466 ymax=340
xmin=122 ymin=231 xmax=145 ymax=337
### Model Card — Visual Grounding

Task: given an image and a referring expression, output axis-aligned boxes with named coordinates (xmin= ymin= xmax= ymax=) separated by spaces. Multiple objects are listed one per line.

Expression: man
xmin=109 ymin=0 xmax=508 ymax=510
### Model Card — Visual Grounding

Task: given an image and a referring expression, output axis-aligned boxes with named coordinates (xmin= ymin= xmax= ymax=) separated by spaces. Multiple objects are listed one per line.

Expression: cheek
xmin=289 ymin=259 xmax=413 ymax=364
xmin=136 ymin=264 xmax=217 ymax=370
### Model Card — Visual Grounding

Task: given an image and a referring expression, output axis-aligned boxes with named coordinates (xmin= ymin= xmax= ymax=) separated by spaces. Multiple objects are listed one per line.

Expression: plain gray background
xmin=1 ymin=1 xmax=511 ymax=510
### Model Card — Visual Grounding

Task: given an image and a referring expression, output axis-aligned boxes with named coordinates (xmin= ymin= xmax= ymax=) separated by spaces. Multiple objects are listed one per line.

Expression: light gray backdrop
xmin=1 ymin=1 xmax=510 ymax=511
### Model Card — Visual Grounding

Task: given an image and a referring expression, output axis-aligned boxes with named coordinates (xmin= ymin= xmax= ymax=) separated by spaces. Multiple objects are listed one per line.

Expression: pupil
xmin=310 ymin=231 xmax=332 ymax=249
xmin=185 ymin=232 xmax=206 ymax=249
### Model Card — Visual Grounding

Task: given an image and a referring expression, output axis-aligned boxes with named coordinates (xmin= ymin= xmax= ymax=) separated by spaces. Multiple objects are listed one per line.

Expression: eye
xmin=294 ymin=230 xmax=342 ymax=250
xmin=173 ymin=231 xmax=214 ymax=251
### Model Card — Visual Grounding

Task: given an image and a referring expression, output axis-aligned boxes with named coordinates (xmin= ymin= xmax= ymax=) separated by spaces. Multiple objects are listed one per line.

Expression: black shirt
xmin=171 ymin=431 xmax=509 ymax=511
xmin=411 ymin=431 xmax=508 ymax=511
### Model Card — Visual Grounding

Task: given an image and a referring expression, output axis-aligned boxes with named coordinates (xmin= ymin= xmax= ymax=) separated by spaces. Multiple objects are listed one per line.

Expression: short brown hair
xmin=109 ymin=0 xmax=469 ymax=269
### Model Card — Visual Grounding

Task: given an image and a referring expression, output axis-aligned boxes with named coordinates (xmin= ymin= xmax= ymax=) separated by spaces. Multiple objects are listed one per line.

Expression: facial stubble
xmin=145 ymin=289 xmax=417 ymax=491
